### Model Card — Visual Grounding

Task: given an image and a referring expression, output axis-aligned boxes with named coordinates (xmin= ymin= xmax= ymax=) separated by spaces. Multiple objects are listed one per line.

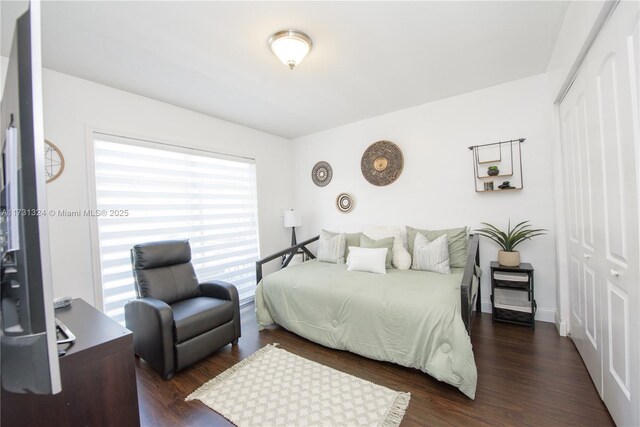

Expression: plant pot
xmin=498 ymin=250 xmax=520 ymax=266
xmin=488 ymin=168 xmax=499 ymax=176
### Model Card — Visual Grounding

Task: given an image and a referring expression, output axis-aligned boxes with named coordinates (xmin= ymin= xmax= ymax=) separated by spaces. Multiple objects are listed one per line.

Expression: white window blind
xmin=92 ymin=133 xmax=260 ymax=323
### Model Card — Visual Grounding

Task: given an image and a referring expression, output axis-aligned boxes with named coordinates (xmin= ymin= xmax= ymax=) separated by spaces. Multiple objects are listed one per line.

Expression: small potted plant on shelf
xmin=475 ymin=220 xmax=547 ymax=266
xmin=487 ymin=165 xmax=499 ymax=176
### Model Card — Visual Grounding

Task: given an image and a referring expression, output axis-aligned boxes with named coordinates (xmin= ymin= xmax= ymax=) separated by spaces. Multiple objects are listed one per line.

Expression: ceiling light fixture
xmin=268 ymin=29 xmax=313 ymax=70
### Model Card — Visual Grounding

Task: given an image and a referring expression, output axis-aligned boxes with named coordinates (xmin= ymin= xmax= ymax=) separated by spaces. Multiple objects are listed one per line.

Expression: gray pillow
xmin=360 ymin=234 xmax=394 ymax=269
xmin=317 ymin=230 xmax=346 ymax=264
xmin=344 ymin=232 xmax=362 ymax=260
xmin=406 ymin=226 xmax=468 ymax=268
xmin=411 ymin=233 xmax=451 ymax=274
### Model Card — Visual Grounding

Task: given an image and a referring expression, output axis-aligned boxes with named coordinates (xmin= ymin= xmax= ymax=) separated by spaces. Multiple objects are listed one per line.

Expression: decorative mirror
xmin=311 ymin=161 xmax=333 ymax=187
xmin=361 ymin=140 xmax=403 ymax=186
xmin=44 ymin=139 xmax=65 ymax=183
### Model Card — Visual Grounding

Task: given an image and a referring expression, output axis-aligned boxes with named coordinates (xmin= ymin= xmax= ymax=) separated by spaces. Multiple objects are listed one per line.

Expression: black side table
xmin=490 ymin=261 xmax=536 ymax=330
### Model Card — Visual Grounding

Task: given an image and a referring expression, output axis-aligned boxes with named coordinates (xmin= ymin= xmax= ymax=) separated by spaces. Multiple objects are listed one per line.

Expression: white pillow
xmin=362 ymin=226 xmax=411 ymax=270
xmin=317 ymin=230 xmax=346 ymax=264
xmin=412 ymin=233 xmax=451 ymax=274
xmin=346 ymin=247 xmax=388 ymax=274
xmin=392 ymin=244 xmax=412 ymax=270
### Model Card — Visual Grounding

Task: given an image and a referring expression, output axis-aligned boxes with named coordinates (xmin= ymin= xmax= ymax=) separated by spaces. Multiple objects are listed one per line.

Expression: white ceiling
xmin=1 ymin=1 xmax=569 ymax=139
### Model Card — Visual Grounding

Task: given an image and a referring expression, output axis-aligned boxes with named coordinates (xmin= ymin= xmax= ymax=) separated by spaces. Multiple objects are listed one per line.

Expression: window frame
xmin=85 ymin=128 xmax=261 ymax=314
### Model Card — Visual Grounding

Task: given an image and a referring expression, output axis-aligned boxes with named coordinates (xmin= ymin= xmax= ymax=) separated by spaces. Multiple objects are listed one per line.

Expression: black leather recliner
xmin=124 ymin=240 xmax=240 ymax=379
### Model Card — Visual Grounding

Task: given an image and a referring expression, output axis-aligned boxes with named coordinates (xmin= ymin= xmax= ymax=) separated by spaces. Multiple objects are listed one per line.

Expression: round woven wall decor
xmin=311 ymin=161 xmax=333 ymax=187
xmin=44 ymin=139 xmax=65 ymax=183
xmin=361 ymin=140 xmax=403 ymax=186
xmin=336 ymin=193 xmax=354 ymax=213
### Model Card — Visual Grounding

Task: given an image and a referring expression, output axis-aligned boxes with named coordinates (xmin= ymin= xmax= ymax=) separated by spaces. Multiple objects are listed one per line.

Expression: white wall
xmin=39 ymin=68 xmax=293 ymax=306
xmin=291 ymin=74 xmax=557 ymax=322
xmin=547 ymin=0 xmax=614 ymax=100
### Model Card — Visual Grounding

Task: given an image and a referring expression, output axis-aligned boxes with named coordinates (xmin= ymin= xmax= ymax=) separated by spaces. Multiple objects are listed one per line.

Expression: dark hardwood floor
xmin=135 ymin=305 xmax=614 ymax=426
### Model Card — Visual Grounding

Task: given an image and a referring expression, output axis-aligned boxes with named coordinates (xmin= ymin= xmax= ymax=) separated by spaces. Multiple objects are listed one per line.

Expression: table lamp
xmin=283 ymin=209 xmax=302 ymax=246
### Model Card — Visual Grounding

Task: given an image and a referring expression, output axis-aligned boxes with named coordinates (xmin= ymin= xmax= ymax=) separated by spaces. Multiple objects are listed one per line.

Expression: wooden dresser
xmin=1 ymin=298 xmax=140 ymax=426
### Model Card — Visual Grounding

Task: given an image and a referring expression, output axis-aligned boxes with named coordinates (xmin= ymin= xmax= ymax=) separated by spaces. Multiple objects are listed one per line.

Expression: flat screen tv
xmin=0 ymin=2 xmax=61 ymax=394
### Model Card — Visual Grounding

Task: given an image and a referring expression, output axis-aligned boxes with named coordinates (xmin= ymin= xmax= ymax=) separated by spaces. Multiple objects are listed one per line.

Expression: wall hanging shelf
xmin=469 ymin=138 xmax=525 ymax=193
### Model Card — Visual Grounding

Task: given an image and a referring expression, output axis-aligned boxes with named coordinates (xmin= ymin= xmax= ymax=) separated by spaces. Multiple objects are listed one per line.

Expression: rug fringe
xmin=186 ymin=343 xmax=279 ymax=402
xmin=381 ymin=391 xmax=411 ymax=427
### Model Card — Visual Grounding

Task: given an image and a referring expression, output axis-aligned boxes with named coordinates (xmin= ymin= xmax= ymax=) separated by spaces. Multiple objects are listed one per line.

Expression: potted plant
xmin=487 ymin=166 xmax=499 ymax=176
xmin=475 ymin=220 xmax=547 ymax=266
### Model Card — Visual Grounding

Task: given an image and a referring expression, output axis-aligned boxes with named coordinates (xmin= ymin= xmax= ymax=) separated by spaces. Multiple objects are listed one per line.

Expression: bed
xmin=254 ymin=234 xmax=481 ymax=399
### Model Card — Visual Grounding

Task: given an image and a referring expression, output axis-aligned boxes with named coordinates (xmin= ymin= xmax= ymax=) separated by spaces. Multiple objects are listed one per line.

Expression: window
xmin=92 ymin=133 xmax=260 ymax=323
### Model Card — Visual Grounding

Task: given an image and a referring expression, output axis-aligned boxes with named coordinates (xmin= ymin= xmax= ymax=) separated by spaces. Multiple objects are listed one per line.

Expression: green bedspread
xmin=255 ymin=260 xmax=478 ymax=399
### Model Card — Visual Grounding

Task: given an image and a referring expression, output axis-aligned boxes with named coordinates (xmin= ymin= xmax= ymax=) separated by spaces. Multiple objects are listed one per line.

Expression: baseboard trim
xmin=554 ymin=310 xmax=568 ymax=336
xmin=480 ymin=300 xmax=555 ymax=323
xmin=555 ymin=321 xmax=568 ymax=337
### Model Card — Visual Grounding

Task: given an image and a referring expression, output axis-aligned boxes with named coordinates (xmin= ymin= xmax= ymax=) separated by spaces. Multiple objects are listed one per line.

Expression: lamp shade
xmin=268 ymin=30 xmax=312 ymax=70
xmin=283 ymin=210 xmax=302 ymax=228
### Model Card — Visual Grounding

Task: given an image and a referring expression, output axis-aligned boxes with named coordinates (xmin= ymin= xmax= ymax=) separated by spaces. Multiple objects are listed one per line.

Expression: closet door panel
xmin=559 ymin=5 xmax=639 ymax=423
xmin=589 ymin=3 xmax=640 ymax=425
xmin=596 ymin=54 xmax=628 ymax=267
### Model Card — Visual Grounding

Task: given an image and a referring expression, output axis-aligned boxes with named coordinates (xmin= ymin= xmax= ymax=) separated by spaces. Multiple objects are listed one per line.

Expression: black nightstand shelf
xmin=490 ymin=261 xmax=536 ymax=330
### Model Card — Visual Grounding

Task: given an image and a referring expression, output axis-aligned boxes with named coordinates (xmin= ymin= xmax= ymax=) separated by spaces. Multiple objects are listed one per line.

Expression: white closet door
xmin=590 ymin=3 xmax=640 ymax=425
xmin=560 ymin=2 xmax=639 ymax=425
xmin=560 ymin=52 xmax=603 ymax=396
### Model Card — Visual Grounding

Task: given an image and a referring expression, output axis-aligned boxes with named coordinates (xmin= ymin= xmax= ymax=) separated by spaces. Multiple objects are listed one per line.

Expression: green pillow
xmin=360 ymin=234 xmax=394 ymax=269
xmin=406 ymin=226 xmax=468 ymax=268
xmin=344 ymin=232 xmax=362 ymax=260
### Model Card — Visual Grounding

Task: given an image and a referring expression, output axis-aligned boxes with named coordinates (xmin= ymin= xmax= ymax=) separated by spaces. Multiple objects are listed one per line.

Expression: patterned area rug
xmin=186 ymin=344 xmax=411 ymax=427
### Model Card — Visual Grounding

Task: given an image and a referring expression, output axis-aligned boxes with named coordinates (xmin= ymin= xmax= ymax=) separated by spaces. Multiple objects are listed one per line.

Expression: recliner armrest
xmin=199 ymin=281 xmax=238 ymax=302
xmin=124 ymin=297 xmax=175 ymax=378
xmin=199 ymin=281 xmax=241 ymax=341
